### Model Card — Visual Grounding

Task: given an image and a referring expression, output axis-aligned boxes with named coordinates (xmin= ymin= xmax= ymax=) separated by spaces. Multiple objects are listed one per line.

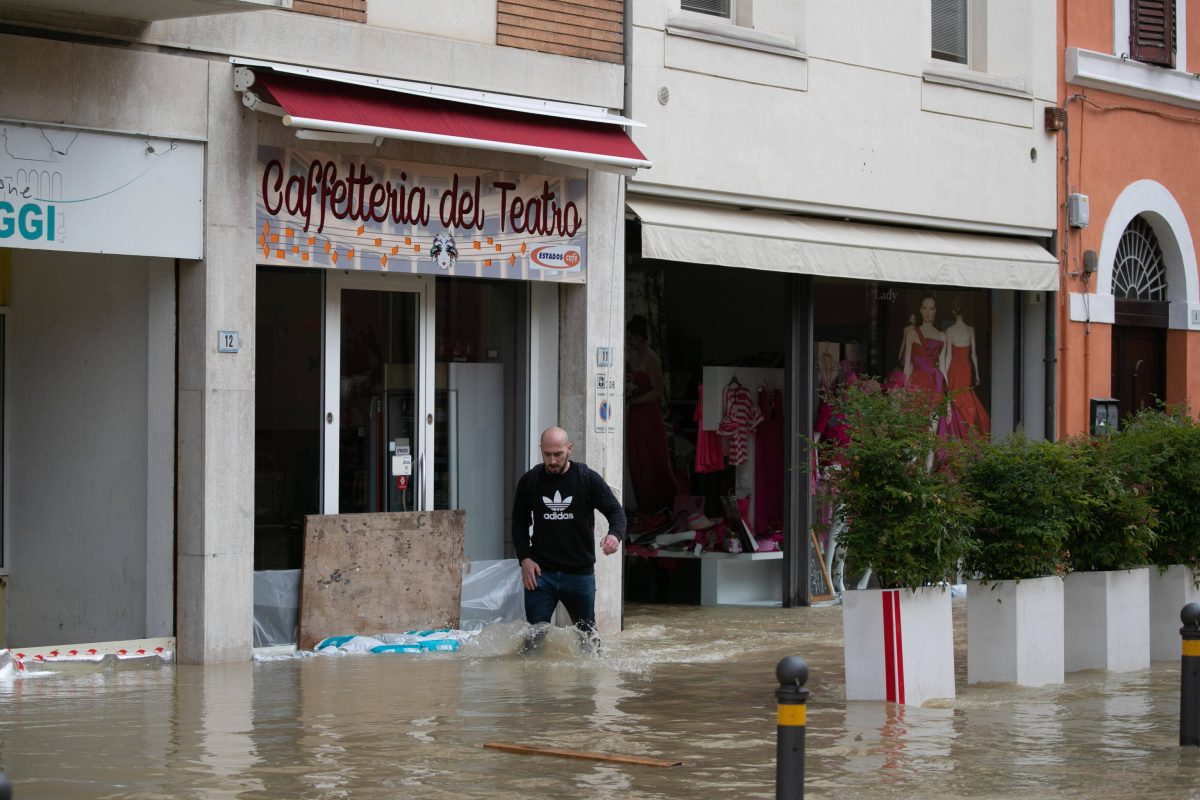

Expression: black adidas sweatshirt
xmin=511 ymin=461 xmax=627 ymax=575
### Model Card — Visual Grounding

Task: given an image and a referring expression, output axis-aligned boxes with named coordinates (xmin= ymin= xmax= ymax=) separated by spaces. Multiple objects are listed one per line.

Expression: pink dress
xmin=907 ymin=328 xmax=947 ymax=398
xmin=693 ymin=383 xmax=726 ymax=473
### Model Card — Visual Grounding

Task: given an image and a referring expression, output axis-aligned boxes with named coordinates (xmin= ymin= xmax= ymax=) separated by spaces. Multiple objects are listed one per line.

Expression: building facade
xmin=1059 ymin=0 xmax=1200 ymax=435
xmin=619 ymin=0 xmax=1060 ymax=606
xmin=0 ymin=0 xmax=638 ymax=661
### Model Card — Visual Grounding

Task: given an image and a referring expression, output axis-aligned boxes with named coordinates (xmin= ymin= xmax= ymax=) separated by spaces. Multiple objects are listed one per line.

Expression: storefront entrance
xmin=323 ymin=274 xmax=434 ymax=515
xmin=255 ymin=268 xmax=540 ymax=574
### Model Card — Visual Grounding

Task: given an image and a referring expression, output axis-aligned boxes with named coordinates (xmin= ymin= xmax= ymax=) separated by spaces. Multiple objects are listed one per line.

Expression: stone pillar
xmin=176 ymin=61 xmax=257 ymax=663
xmin=559 ymin=170 xmax=626 ymax=635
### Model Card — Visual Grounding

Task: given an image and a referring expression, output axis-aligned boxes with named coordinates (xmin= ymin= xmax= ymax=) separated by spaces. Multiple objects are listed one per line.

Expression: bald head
xmin=539 ymin=427 xmax=573 ymax=474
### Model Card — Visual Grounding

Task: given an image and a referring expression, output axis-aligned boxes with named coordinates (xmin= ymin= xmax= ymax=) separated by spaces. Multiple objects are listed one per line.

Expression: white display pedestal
xmin=967 ymin=576 xmax=1064 ymax=687
xmin=1149 ymin=565 xmax=1200 ymax=661
xmin=1063 ymin=568 xmax=1150 ymax=673
xmin=842 ymin=587 xmax=955 ymax=706
xmin=655 ymin=550 xmax=783 ymax=606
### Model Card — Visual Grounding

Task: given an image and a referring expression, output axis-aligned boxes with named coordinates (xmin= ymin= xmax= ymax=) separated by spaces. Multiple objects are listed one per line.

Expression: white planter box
xmin=1063 ymin=568 xmax=1150 ymax=673
xmin=967 ymin=576 xmax=1064 ymax=687
xmin=1149 ymin=565 xmax=1200 ymax=661
xmin=843 ymin=586 xmax=955 ymax=706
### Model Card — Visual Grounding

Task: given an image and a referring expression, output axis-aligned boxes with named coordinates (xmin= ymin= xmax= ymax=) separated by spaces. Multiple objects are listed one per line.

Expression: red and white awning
xmin=234 ymin=58 xmax=651 ymax=174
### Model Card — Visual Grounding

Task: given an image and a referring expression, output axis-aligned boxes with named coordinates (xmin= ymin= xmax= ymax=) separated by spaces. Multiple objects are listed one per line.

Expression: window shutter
xmin=1130 ymin=0 xmax=1175 ymax=67
xmin=682 ymin=0 xmax=731 ymax=18
xmin=931 ymin=0 xmax=968 ymax=65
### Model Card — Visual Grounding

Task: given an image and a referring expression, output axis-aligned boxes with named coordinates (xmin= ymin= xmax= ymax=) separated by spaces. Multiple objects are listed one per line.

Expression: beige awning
xmin=627 ymin=197 xmax=1059 ymax=292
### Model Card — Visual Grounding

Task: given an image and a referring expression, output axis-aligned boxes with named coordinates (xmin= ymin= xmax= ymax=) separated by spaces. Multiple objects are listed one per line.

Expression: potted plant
xmin=959 ymin=434 xmax=1085 ymax=687
xmin=1061 ymin=433 xmax=1157 ymax=673
xmin=1106 ymin=407 xmax=1200 ymax=660
xmin=818 ymin=379 xmax=977 ymax=706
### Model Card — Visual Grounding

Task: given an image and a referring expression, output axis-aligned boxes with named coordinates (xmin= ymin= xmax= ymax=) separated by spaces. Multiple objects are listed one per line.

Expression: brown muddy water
xmin=1 ymin=601 xmax=1199 ymax=799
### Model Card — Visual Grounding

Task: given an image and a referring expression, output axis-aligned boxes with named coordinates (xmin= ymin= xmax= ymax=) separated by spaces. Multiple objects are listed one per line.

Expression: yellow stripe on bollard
xmin=1184 ymin=640 xmax=1200 ymax=658
xmin=777 ymin=704 xmax=807 ymax=727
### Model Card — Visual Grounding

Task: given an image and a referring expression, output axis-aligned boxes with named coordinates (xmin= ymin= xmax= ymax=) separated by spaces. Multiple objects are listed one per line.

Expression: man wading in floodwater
xmin=511 ymin=427 xmax=625 ymax=652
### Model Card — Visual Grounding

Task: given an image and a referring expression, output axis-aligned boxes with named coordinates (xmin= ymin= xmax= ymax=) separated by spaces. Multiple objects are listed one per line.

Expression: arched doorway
xmin=1111 ymin=215 xmax=1168 ymax=421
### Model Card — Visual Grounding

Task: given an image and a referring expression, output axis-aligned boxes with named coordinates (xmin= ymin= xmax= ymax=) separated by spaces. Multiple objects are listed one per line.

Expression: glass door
xmin=323 ymin=273 xmax=434 ymax=514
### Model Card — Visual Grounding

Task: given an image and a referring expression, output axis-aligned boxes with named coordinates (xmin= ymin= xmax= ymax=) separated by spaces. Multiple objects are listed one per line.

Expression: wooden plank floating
xmin=484 ymin=741 xmax=683 ymax=768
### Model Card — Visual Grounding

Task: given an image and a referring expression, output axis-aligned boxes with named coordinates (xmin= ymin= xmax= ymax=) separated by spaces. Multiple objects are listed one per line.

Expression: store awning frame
xmin=233 ymin=58 xmax=651 ymax=175
xmin=628 ymin=197 xmax=1059 ymax=292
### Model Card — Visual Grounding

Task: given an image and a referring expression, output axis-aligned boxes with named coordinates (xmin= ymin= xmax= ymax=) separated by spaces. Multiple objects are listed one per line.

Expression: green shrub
xmin=1063 ymin=434 xmax=1157 ymax=572
xmin=816 ymin=379 xmax=977 ymax=590
xmin=1107 ymin=406 xmax=1200 ymax=572
xmin=960 ymin=434 xmax=1085 ymax=582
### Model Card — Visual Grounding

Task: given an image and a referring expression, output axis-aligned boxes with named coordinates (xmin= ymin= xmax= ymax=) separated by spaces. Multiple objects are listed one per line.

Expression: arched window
xmin=1112 ymin=216 xmax=1168 ymax=301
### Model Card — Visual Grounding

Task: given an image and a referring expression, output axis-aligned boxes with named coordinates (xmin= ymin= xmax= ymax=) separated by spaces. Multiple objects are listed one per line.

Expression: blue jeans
xmin=524 ymin=571 xmax=597 ymax=634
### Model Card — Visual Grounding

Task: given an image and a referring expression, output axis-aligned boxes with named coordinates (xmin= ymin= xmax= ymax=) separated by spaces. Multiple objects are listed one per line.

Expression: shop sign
xmin=255 ymin=147 xmax=587 ymax=283
xmin=0 ymin=121 xmax=203 ymax=258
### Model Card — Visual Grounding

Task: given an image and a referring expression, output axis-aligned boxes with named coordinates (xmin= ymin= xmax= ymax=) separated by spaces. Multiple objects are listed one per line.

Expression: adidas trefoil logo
xmin=542 ymin=491 xmax=575 ymax=521
xmin=543 ymin=491 xmax=573 ymax=511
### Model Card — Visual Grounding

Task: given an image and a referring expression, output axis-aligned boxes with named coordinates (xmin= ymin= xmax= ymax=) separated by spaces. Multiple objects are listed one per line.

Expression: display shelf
xmin=650 ymin=549 xmax=783 ymax=561
xmin=634 ymin=548 xmax=783 ymax=605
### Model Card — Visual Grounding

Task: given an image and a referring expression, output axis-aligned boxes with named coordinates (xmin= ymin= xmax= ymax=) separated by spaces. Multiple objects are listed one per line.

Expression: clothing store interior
xmin=622 ymin=264 xmax=992 ymax=606
xmin=623 ymin=262 xmax=789 ymax=604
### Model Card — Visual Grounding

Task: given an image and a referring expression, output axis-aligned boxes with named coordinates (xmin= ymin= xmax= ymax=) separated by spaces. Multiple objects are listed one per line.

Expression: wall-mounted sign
xmin=595 ymin=398 xmax=615 ymax=433
xmin=217 ymin=330 xmax=240 ymax=353
xmin=255 ymin=147 xmax=588 ymax=283
xmin=0 ymin=121 xmax=203 ymax=258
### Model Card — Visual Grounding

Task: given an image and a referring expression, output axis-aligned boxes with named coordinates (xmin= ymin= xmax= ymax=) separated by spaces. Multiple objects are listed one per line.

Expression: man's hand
xmin=601 ymin=534 xmax=621 ymax=556
xmin=520 ymin=558 xmax=541 ymax=591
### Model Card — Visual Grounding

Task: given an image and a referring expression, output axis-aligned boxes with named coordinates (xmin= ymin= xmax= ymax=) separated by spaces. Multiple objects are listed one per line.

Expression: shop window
xmin=813 ymin=282 xmax=992 ymax=442
xmin=254 ymin=268 xmax=323 ymax=571
xmin=1113 ymin=216 xmax=1168 ymax=300
xmin=1130 ymin=0 xmax=1175 ymax=67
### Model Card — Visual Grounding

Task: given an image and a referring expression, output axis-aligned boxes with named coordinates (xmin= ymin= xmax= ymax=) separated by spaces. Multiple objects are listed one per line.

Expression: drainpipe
xmin=1046 ymin=224 xmax=1058 ymax=443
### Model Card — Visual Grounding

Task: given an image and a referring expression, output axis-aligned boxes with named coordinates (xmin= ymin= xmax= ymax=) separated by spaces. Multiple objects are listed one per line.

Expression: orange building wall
xmin=1191 ymin=0 xmax=1200 ymax=71
xmin=1167 ymin=330 xmax=1200 ymax=413
xmin=1058 ymin=1 xmax=1200 ymax=435
xmin=1067 ymin=1 xmax=1113 ymax=54
xmin=1060 ymin=318 xmax=1114 ymax=435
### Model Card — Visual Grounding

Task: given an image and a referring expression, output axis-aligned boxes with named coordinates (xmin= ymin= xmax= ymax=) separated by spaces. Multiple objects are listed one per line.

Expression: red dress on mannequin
xmin=626 ymin=370 xmax=680 ymax=513
xmin=945 ymin=345 xmax=990 ymax=438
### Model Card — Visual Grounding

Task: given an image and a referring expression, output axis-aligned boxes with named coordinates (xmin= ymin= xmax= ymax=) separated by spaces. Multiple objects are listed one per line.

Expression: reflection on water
xmin=2 ymin=602 xmax=1200 ymax=799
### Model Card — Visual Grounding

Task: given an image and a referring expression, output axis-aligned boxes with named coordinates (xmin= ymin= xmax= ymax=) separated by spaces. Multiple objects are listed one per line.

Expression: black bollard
xmin=1182 ymin=602 xmax=1200 ymax=746
xmin=0 ymin=770 xmax=11 ymax=800
xmin=775 ymin=656 xmax=810 ymax=800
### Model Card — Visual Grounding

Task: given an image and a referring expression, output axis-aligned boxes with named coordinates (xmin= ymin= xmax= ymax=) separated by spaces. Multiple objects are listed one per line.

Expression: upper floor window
xmin=932 ymin=0 xmax=968 ymax=64
xmin=682 ymin=0 xmax=732 ymax=19
xmin=1130 ymin=0 xmax=1175 ymax=67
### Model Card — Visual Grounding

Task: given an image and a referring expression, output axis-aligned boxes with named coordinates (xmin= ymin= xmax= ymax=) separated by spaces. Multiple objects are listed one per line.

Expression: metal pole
xmin=1181 ymin=602 xmax=1200 ymax=746
xmin=775 ymin=656 xmax=810 ymax=799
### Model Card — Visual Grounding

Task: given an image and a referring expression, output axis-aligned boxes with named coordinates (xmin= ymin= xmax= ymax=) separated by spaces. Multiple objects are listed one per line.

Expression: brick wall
xmin=497 ymin=0 xmax=623 ymax=64
xmin=291 ymin=0 xmax=366 ymax=23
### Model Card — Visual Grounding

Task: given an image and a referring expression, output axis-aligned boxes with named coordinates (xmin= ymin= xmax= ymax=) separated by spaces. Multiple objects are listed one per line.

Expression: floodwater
xmin=2 ymin=601 xmax=1199 ymax=799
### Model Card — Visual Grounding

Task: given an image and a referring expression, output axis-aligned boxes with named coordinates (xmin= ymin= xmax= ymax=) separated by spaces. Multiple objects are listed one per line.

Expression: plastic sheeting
xmin=253 ymin=569 xmax=300 ymax=648
xmin=253 ymin=560 xmax=523 ymax=647
xmin=460 ymin=559 xmax=525 ymax=630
